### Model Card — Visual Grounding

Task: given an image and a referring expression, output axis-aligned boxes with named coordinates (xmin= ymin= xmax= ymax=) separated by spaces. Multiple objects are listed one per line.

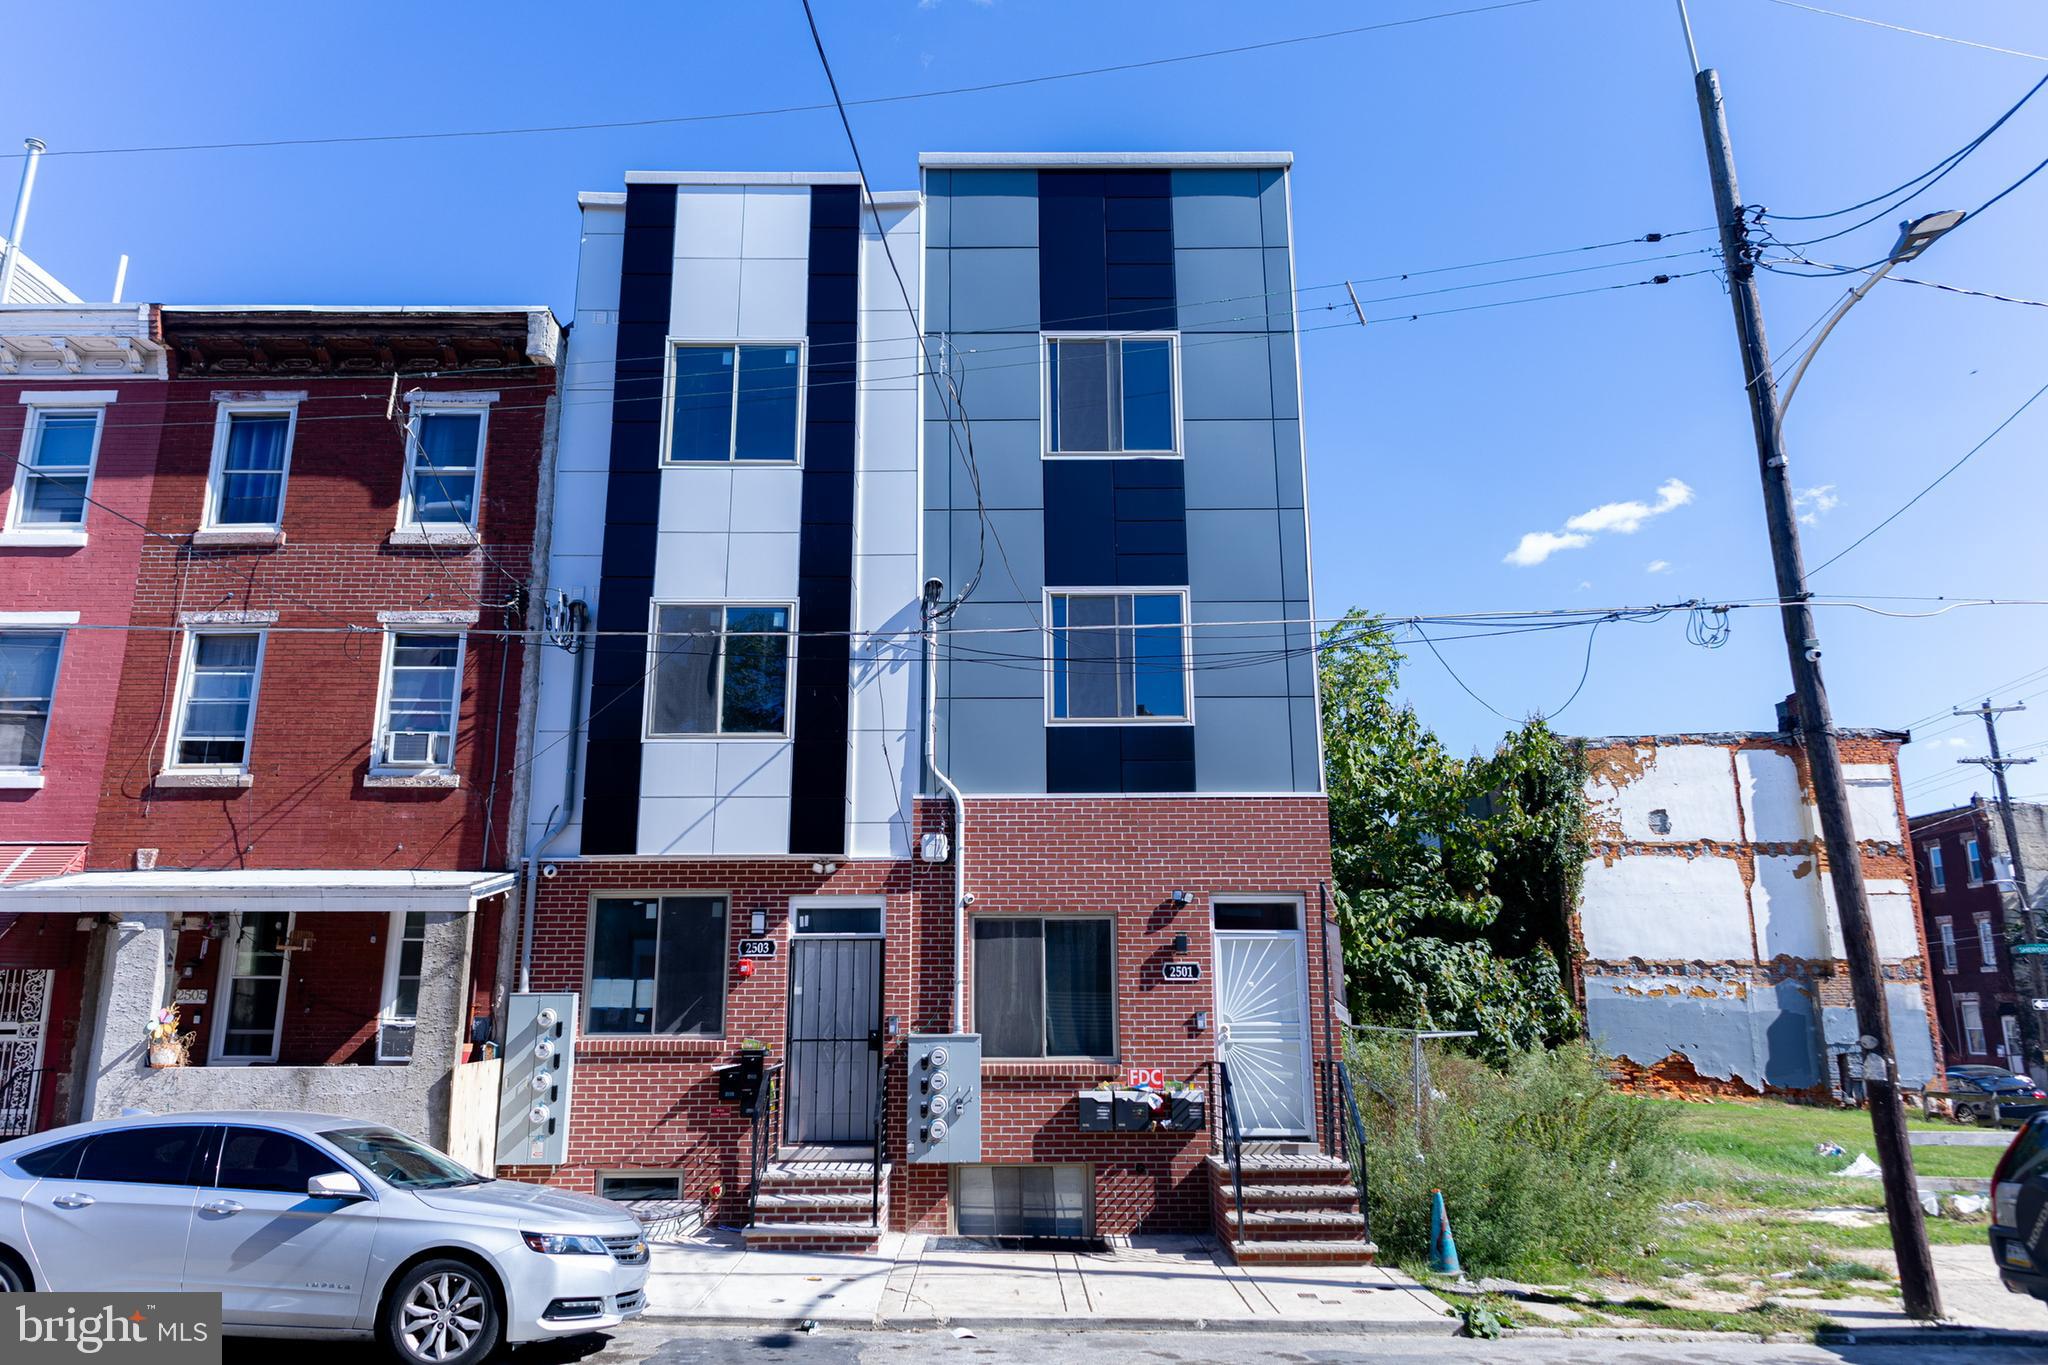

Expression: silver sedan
xmin=0 ymin=1110 xmax=648 ymax=1364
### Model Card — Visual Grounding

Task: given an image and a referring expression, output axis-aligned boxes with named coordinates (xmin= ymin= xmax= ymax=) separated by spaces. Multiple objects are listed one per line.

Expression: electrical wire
xmin=1756 ymin=1 xmax=2048 ymax=64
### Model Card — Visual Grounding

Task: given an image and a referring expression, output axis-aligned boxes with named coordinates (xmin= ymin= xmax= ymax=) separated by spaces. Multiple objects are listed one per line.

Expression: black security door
xmin=784 ymin=932 xmax=883 ymax=1145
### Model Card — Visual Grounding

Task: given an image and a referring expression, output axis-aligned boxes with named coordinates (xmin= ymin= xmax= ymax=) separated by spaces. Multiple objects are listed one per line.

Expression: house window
xmin=401 ymin=406 xmax=489 ymax=529
xmin=647 ymin=604 xmax=792 ymax=737
xmin=955 ymin=1164 xmax=1091 ymax=1239
xmin=2003 ymin=1014 xmax=2024 ymax=1062
xmin=1048 ymin=590 xmax=1188 ymax=723
xmin=587 ymin=895 xmax=728 ymax=1036
xmin=1960 ymin=996 xmax=1987 ymax=1056
xmin=0 ymin=631 xmax=63 ymax=771
xmin=972 ymin=917 xmax=1113 ymax=1059
xmin=1044 ymin=334 xmax=1178 ymax=456
xmin=380 ymin=910 xmax=429 ymax=1063
xmin=7 ymin=406 xmax=103 ymax=528
xmin=168 ymin=632 xmax=264 ymax=770
xmin=377 ymin=633 xmax=463 ymax=769
xmin=665 ymin=342 xmax=804 ymax=463
xmin=216 ymin=911 xmax=292 ymax=1063
xmin=204 ymin=404 xmax=297 ymax=529
xmin=1925 ymin=843 xmax=1945 ymax=892
xmin=1979 ymin=915 xmax=1999 ymax=970
xmin=1966 ymin=837 xmax=1985 ymax=885
xmin=599 ymin=1172 xmax=683 ymax=1203
xmin=1936 ymin=919 xmax=1957 ymax=972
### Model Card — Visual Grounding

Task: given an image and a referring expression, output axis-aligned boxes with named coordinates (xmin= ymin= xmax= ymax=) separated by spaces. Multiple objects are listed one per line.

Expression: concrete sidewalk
xmin=642 ymin=1229 xmax=1457 ymax=1333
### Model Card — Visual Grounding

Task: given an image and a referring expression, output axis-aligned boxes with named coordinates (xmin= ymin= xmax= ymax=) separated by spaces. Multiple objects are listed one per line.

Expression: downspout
xmin=519 ymin=598 xmax=588 ymax=993
xmin=922 ymin=580 xmax=967 ymax=1030
xmin=0 ymin=138 xmax=46 ymax=305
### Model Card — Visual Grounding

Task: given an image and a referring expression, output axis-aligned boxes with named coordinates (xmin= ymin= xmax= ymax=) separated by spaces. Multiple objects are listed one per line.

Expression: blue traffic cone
xmin=1428 ymin=1189 xmax=1462 ymax=1276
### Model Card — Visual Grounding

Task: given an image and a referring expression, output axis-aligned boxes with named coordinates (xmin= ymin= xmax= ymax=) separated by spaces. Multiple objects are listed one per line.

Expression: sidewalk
xmin=642 ymin=1229 xmax=1458 ymax=1333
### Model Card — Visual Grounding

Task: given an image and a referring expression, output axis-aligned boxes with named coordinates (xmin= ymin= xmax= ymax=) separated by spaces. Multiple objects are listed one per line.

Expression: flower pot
xmin=147 ymin=1041 xmax=185 ymax=1069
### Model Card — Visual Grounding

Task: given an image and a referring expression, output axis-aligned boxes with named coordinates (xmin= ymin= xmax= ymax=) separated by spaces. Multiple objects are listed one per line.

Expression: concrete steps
xmin=1209 ymin=1150 xmax=1374 ymax=1264
xmin=745 ymin=1154 xmax=889 ymax=1251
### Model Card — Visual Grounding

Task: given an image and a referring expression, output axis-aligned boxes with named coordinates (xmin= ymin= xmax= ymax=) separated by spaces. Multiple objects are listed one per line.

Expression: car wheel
xmin=1963 ymin=1105 xmax=1989 ymax=1126
xmin=380 ymin=1258 xmax=499 ymax=1365
xmin=0 ymin=1250 xmax=29 ymax=1292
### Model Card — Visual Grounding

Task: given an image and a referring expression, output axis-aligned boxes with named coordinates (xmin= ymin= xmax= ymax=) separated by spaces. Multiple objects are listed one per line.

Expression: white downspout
xmin=0 ymin=138 xmax=48 ymax=305
xmin=922 ymin=583 xmax=967 ymax=1031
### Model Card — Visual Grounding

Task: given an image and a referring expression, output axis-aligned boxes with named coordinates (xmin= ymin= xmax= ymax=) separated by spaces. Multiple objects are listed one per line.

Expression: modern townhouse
xmin=1910 ymin=798 xmax=2048 ymax=1078
xmin=1 ymin=305 xmax=559 ymax=1154
xmin=513 ymin=154 xmax=1357 ymax=1262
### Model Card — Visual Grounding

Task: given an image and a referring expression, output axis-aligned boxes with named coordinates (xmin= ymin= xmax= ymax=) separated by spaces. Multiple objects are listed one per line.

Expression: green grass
xmin=1652 ymin=1099 xmax=2003 ymax=1183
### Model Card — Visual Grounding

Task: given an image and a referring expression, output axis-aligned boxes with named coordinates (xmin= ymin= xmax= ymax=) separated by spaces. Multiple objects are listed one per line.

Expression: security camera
xmin=1803 ymin=647 xmax=1822 ymax=663
xmin=541 ymin=863 xmax=559 ymax=879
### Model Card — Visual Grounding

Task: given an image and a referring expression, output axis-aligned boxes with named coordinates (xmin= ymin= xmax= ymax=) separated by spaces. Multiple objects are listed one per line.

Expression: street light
xmin=1775 ymin=209 xmax=1966 ymax=418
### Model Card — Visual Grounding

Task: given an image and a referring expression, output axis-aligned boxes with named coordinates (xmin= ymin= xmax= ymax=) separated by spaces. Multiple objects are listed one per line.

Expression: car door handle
xmin=200 ymin=1199 xmax=243 ymax=1215
xmin=52 ymin=1193 xmax=94 ymax=1210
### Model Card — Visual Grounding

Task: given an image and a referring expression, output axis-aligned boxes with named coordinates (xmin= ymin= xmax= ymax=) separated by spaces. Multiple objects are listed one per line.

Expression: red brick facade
xmin=507 ymin=795 xmax=1339 ymax=1236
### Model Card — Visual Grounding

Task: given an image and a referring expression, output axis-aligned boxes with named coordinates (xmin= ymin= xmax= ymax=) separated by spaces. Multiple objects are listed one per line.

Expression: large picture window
xmin=972 ymin=917 xmax=1113 ymax=1059
xmin=1044 ymin=334 xmax=1178 ymax=456
xmin=666 ymin=342 xmax=804 ymax=463
xmin=587 ymin=895 xmax=728 ymax=1036
xmin=647 ymin=604 xmax=793 ymax=737
xmin=0 ymin=631 xmax=63 ymax=771
xmin=8 ymin=406 xmax=103 ymax=529
xmin=1048 ymin=590 xmax=1188 ymax=723
xmin=168 ymin=632 xmax=264 ymax=771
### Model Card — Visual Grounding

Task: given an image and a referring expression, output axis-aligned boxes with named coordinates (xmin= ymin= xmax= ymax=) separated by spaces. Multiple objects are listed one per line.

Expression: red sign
xmin=1125 ymin=1067 xmax=1166 ymax=1090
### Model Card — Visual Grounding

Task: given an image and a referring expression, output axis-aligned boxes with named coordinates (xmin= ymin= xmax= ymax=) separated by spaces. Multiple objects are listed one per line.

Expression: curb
xmin=1502 ymin=1325 xmax=2048 ymax=1348
xmin=637 ymin=1312 xmax=1463 ymax=1337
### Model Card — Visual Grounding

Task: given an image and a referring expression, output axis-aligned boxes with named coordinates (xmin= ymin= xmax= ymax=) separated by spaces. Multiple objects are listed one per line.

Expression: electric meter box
xmin=496 ymin=992 xmax=577 ymax=1167
xmin=906 ymin=1033 xmax=980 ymax=1164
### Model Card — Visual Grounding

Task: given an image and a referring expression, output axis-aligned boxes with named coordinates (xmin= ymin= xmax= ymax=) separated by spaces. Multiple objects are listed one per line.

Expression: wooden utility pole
xmin=1957 ymin=700 xmax=2043 ymax=1076
xmin=1676 ymin=6 xmax=1941 ymax=1319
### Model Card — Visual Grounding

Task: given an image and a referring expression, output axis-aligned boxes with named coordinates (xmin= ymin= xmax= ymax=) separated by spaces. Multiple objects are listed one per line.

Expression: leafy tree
xmin=1320 ymin=609 xmax=1588 ymax=1059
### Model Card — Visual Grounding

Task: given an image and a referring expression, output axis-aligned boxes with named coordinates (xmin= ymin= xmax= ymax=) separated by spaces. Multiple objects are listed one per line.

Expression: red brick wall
xmin=170 ymin=910 xmax=391 ymax=1066
xmin=89 ymin=370 xmax=547 ymax=872
xmin=506 ymin=795 xmax=1337 ymax=1236
xmin=0 ymin=378 xmax=168 ymax=844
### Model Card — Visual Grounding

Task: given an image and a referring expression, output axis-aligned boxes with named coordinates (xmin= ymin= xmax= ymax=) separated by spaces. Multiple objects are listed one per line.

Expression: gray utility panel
xmin=497 ymin=992 xmax=577 ymax=1167
xmin=907 ymin=1033 xmax=980 ymax=1164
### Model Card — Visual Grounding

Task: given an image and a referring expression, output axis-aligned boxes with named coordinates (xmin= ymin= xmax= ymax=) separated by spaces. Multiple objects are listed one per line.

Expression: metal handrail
xmin=745 ymin=1063 xmax=784 ymax=1228
xmin=1218 ymin=1059 xmax=1247 ymax=1242
xmin=869 ymin=1042 xmax=887 ymax=1228
xmin=1334 ymin=1057 xmax=1374 ymax=1243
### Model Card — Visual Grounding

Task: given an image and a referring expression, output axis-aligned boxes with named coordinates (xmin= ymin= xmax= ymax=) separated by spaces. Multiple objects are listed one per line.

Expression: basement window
xmin=954 ymin=1164 xmax=1091 ymax=1239
xmin=599 ymin=1172 xmax=683 ymax=1202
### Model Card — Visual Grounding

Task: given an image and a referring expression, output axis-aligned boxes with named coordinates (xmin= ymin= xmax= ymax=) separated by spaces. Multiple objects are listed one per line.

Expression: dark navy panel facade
xmin=583 ymin=182 xmax=675 ymax=855
xmin=789 ymin=184 xmax=861 ymax=854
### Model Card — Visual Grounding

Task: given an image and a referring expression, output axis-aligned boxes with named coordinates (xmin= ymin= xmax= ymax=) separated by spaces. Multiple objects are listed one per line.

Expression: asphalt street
xmin=222 ymin=1325 xmax=2048 ymax=1365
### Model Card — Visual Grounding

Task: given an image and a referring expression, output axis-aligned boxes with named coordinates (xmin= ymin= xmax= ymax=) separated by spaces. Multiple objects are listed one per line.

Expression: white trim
xmin=660 ymin=339 xmax=809 ymax=467
xmin=397 ymin=399 xmax=492 ymax=535
xmin=643 ymin=599 xmax=798 ymax=742
xmin=178 ymin=609 xmax=279 ymax=627
xmin=16 ymin=390 xmax=118 ymax=406
xmin=200 ymin=396 xmax=302 ymax=533
xmin=1211 ymin=892 xmax=1315 ymax=1141
xmin=1042 ymin=587 xmax=1194 ymax=727
xmin=404 ymin=389 xmax=500 ymax=408
xmin=919 ymin=151 xmax=1292 ymax=169
xmin=788 ymin=894 xmax=887 ymax=939
xmin=0 ymin=624 xmax=65 ymax=774
xmin=952 ymin=790 xmax=1331 ymax=801
xmin=0 ymin=772 xmax=45 ymax=789
xmin=209 ymin=910 xmax=293 ymax=1066
xmin=377 ymin=609 xmax=481 ymax=626
xmin=581 ymin=890 xmax=733 ymax=1039
xmin=623 ymin=171 xmax=864 ymax=186
xmin=378 ymin=907 xmax=430 ymax=1061
xmin=0 ymin=611 xmax=79 ymax=626
xmin=1279 ymin=166 xmax=1330 ymax=799
xmin=369 ymin=627 xmax=467 ymax=776
xmin=162 ymin=628 xmax=268 ymax=777
xmin=1039 ymin=332 xmax=1183 ymax=459
xmin=5 ymin=403 xmax=107 ymax=536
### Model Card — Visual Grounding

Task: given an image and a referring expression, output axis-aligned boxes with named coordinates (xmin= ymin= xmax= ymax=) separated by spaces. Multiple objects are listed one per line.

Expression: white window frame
xmin=642 ymin=599 xmax=797 ymax=742
xmin=659 ymin=338 xmax=809 ymax=467
xmin=1959 ymin=995 xmax=1987 ymax=1056
xmin=397 ymin=392 xmax=496 ymax=534
xmin=1966 ymin=837 xmax=1986 ymax=885
xmin=378 ymin=908 xmax=431 ymax=1063
xmin=1039 ymin=331 xmax=1183 ymax=459
xmin=164 ymin=629 xmax=268 ymax=776
xmin=0 ymin=624 xmax=68 ymax=778
xmin=1978 ymin=914 xmax=1999 ymax=970
xmin=2003 ymin=1013 xmax=2024 ymax=1062
xmin=968 ymin=912 xmax=1119 ymax=1063
xmin=1924 ymin=842 xmax=1945 ymax=893
xmin=580 ymin=890 xmax=732 ymax=1039
xmin=370 ymin=629 xmax=467 ymax=773
xmin=1936 ymin=918 xmax=1957 ymax=972
xmin=209 ymin=910 xmax=294 ymax=1066
xmin=200 ymin=395 xmax=302 ymax=532
xmin=5 ymin=392 xmax=116 ymax=542
xmin=1042 ymin=586 xmax=1194 ymax=727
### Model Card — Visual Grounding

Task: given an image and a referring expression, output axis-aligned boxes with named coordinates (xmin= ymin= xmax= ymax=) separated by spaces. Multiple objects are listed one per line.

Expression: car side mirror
xmin=308 ymin=1171 xmax=368 ymax=1201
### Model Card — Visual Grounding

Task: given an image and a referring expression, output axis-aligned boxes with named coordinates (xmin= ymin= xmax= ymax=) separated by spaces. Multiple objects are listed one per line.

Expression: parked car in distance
xmin=1992 ymin=1111 xmax=2048 ymax=1302
xmin=0 ymin=1111 xmax=647 ymax=1365
xmin=1947 ymin=1070 xmax=2048 ymax=1127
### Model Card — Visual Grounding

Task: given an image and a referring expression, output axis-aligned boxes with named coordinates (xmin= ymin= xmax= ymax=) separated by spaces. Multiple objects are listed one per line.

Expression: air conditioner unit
xmin=384 ymin=731 xmax=446 ymax=767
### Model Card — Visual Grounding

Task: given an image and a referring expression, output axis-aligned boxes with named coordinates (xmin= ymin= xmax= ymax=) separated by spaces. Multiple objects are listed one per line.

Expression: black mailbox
xmin=1076 ymin=1088 xmax=1115 ymax=1132
xmin=1112 ymin=1089 xmax=1157 ymax=1132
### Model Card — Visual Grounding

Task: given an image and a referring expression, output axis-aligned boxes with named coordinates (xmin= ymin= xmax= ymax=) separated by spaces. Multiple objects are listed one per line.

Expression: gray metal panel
xmin=786 ymin=937 xmax=883 ymax=1145
xmin=497 ymin=992 xmax=577 ymax=1167
xmin=947 ymin=170 xmax=1040 ymax=248
xmin=1262 ymin=247 xmax=1295 ymax=331
xmin=1268 ymin=334 xmax=1300 ymax=420
xmin=1190 ymin=602 xmax=1291 ymax=699
xmin=945 ymin=249 xmax=1041 ymax=334
xmin=1272 ymin=420 xmax=1305 ymax=509
xmin=1174 ymin=248 xmax=1272 ymax=333
xmin=1258 ymin=168 xmax=1290 ymax=247
xmin=1183 ymin=420 xmax=1279 ymax=510
xmin=948 ymin=510 xmax=1044 ymax=602
xmin=1188 ymin=508 xmax=1284 ymax=604
xmin=1289 ymin=695 xmax=1322 ymax=792
xmin=1194 ymin=696 xmax=1296 ymax=790
xmin=1171 ymin=169 xmax=1265 ymax=249
xmin=946 ymin=697 xmax=1048 ymax=792
xmin=926 ymin=418 xmax=1044 ymax=511
xmin=929 ymin=337 xmax=1042 ymax=420
xmin=907 ymin=1033 xmax=981 ymax=1164
xmin=924 ymin=170 xmax=952 ymax=248
xmin=1279 ymin=511 xmax=1309 ymax=601
xmin=926 ymin=248 xmax=951 ymax=332
xmin=1179 ymin=333 xmax=1274 ymax=420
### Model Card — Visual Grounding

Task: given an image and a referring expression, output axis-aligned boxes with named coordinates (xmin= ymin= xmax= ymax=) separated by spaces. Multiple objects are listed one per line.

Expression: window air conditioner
xmin=384 ymin=731 xmax=445 ymax=767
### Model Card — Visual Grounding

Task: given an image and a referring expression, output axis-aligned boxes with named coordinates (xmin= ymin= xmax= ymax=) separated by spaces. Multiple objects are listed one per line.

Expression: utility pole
xmin=1675 ymin=3 xmax=1941 ymax=1319
xmin=1957 ymin=700 xmax=2042 ymax=1077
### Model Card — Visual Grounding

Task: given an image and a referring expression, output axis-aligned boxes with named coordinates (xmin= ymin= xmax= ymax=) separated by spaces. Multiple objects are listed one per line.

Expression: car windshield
xmin=325 ymin=1126 xmax=485 ymax=1189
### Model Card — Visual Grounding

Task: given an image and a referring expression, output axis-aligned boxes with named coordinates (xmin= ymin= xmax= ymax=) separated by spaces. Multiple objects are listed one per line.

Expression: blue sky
xmin=8 ymin=0 xmax=2046 ymax=813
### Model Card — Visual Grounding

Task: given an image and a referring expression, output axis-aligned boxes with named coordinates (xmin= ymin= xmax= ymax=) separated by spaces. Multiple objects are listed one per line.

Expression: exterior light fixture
xmin=750 ymin=909 xmax=767 ymax=935
xmin=1172 ymin=933 xmax=1190 ymax=953
xmin=1890 ymin=209 xmax=1965 ymax=264
xmin=1169 ymin=889 xmax=1192 ymax=907
xmin=1193 ymin=1011 xmax=1210 ymax=1033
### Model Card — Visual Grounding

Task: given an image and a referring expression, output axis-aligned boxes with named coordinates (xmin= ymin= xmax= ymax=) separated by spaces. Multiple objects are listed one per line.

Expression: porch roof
xmin=0 ymin=868 xmax=515 ymax=914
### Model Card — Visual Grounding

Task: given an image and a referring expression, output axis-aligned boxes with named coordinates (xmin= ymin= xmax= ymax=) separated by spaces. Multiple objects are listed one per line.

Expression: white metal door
xmin=214 ymin=912 xmax=291 ymax=1064
xmin=1215 ymin=931 xmax=1313 ymax=1137
xmin=0 ymin=967 xmax=51 ymax=1138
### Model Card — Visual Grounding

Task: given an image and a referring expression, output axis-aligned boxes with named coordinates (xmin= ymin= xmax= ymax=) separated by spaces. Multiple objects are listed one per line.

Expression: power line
xmin=0 ymin=2 xmax=1551 ymax=162
xmin=1757 ymin=1 xmax=2048 ymax=64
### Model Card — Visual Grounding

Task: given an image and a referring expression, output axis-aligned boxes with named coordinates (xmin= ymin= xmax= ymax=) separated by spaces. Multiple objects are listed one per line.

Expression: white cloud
xmin=1504 ymin=530 xmax=1593 ymax=567
xmin=1795 ymin=484 xmax=1839 ymax=525
xmin=1504 ymin=477 xmax=1694 ymax=567
xmin=1938 ymin=735 xmax=1970 ymax=749
xmin=1646 ymin=559 xmax=1671 ymax=574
